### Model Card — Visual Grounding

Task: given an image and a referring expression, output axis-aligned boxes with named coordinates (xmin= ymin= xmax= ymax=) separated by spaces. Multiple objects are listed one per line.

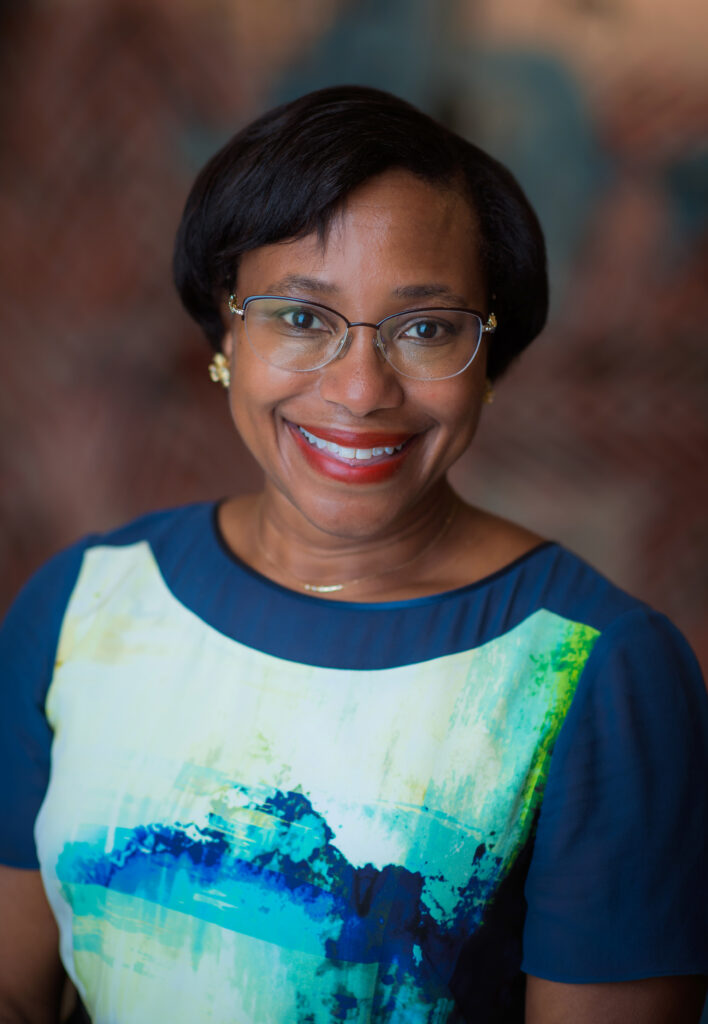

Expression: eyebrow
xmin=262 ymin=275 xmax=469 ymax=307
xmin=263 ymin=275 xmax=338 ymax=296
xmin=392 ymin=283 xmax=468 ymax=306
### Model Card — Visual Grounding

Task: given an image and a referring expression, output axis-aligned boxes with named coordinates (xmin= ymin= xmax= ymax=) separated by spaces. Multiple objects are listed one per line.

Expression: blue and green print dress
xmin=1 ymin=502 xmax=706 ymax=1022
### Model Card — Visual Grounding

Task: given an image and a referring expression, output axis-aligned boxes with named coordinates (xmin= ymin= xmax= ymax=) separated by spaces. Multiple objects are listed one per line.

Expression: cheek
xmin=225 ymin=345 xmax=272 ymax=441
xmin=437 ymin=347 xmax=489 ymax=447
xmin=227 ymin=347 xmax=309 ymax=443
xmin=415 ymin=374 xmax=485 ymax=443
xmin=228 ymin=334 xmax=280 ymax=408
xmin=444 ymin=397 xmax=483 ymax=458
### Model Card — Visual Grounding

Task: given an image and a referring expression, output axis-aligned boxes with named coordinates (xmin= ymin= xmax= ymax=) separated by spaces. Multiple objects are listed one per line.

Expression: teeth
xmin=298 ymin=427 xmax=405 ymax=461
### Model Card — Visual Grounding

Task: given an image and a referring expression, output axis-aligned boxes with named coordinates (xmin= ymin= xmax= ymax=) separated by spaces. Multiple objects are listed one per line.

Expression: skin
xmin=219 ymin=169 xmax=540 ymax=599
xmin=525 ymin=975 xmax=707 ymax=1023
xmin=2 ymin=170 xmax=704 ymax=1022
xmin=0 ymin=866 xmax=66 ymax=1023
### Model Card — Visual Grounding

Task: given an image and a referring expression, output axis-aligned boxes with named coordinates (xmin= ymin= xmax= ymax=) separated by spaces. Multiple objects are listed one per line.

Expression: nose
xmin=318 ymin=325 xmax=404 ymax=416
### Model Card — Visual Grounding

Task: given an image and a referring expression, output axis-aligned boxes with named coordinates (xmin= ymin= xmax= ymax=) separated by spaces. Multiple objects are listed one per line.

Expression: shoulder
xmin=450 ymin=512 xmax=650 ymax=648
xmin=471 ymin=513 xmax=708 ymax=769
xmin=458 ymin=509 xmax=705 ymax=710
xmin=82 ymin=500 xmax=217 ymax=552
xmin=1 ymin=501 xmax=217 ymax=655
xmin=453 ymin=506 xmax=644 ymax=632
xmin=509 ymin=535 xmax=704 ymax=696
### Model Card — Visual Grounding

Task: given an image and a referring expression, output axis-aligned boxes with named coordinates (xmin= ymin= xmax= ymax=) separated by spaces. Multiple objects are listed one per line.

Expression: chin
xmin=304 ymin=501 xmax=403 ymax=540
xmin=287 ymin=478 xmax=443 ymax=542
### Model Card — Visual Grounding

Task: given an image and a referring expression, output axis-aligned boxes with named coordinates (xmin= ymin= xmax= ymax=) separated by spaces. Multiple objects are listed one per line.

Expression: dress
xmin=1 ymin=501 xmax=706 ymax=1023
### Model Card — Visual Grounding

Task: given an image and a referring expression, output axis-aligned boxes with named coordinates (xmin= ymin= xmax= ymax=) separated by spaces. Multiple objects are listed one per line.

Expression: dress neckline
xmin=209 ymin=499 xmax=557 ymax=612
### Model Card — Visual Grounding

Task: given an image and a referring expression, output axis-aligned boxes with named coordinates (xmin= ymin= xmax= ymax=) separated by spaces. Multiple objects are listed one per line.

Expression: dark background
xmin=1 ymin=0 xmax=707 ymax=674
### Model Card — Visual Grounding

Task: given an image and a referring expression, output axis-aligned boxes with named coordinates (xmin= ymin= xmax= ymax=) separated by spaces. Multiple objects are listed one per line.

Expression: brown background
xmin=1 ymin=0 xmax=707 ymax=672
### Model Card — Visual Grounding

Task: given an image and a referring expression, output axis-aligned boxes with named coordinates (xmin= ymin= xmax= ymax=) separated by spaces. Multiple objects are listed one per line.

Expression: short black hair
xmin=173 ymin=85 xmax=548 ymax=380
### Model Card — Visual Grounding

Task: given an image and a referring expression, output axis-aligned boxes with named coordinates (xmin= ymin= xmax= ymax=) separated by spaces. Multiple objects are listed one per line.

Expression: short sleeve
xmin=522 ymin=607 xmax=708 ymax=982
xmin=0 ymin=540 xmax=89 ymax=868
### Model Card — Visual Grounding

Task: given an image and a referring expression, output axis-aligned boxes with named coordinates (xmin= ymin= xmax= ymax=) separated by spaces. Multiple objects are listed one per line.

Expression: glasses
xmin=228 ymin=294 xmax=497 ymax=381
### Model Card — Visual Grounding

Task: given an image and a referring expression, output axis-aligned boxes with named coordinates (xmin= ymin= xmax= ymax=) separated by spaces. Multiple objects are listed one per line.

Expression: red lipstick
xmin=296 ymin=424 xmax=412 ymax=447
xmin=286 ymin=421 xmax=415 ymax=484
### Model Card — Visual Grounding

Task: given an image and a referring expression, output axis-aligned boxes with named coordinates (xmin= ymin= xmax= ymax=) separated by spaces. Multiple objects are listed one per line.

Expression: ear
xmin=221 ymin=296 xmax=235 ymax=358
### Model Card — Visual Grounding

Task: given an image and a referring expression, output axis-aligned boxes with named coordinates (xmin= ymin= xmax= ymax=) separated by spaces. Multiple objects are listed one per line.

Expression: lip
xmin=294 ymin=423 xmax=414 ymax=447
xmin=286 ymin=420 xmax=416 ymax=484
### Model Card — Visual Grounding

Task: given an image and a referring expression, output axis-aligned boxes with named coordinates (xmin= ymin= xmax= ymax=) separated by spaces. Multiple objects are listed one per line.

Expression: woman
xmin=1 ymin=86 xmax=706 ymax=1024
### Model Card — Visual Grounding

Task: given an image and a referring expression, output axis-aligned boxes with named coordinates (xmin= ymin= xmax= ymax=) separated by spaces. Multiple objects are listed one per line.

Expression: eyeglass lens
xmin=240 ymin=297 xmax=483 ymax=380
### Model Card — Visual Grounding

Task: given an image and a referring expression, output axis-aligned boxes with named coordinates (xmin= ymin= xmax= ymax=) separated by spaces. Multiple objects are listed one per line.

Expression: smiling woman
xmin=1 ymin=86 xmax=706 ymax=1024
xmin=218 ymin=168 xmax=499 ymax=563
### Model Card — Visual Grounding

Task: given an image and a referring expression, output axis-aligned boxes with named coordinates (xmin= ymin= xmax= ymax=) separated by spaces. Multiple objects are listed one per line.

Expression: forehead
xmin=329 ymin=169 xmax=476 ymax=234
xmin=237 ymin=170 xmax=484 ymax=300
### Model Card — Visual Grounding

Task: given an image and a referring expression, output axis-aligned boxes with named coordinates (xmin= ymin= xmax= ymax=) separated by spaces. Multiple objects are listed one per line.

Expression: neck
xmin=253 ymin=481 xmax=459 ymax=596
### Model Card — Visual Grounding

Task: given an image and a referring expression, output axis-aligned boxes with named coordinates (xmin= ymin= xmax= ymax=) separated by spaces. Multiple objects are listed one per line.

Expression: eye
xmin=286 ymin=309 xmax=319 ymax=330
xmin=408 ymin=320 xmax=442 ymax=340
xmin=396 ymin=316 xmax=457 ymax=345
xmin=280 ymin=306 xmax=326 ymax=331
xmin=265 ymin=300 xmax=343 ymax=338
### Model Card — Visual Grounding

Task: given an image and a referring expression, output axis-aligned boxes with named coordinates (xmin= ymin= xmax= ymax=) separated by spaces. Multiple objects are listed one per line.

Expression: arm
xmin=0 ymin=867 xmax=65 ymax=1024
xmin=0 ymin=544 xmax=90 ymax=1022
xmin=524 ymin=970 xmax=708 ymax=1019
xmin=526 ymin=973 xmax=708 ymax=1024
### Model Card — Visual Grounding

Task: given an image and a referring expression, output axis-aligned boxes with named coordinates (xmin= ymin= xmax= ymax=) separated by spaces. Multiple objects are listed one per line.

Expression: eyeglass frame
xmin=227 ymin=294 xmax=497 ymax=381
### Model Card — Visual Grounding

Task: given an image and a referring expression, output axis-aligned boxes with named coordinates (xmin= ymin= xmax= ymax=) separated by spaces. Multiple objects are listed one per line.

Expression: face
xmin=222 ymin=169 xmax=490 ymax=540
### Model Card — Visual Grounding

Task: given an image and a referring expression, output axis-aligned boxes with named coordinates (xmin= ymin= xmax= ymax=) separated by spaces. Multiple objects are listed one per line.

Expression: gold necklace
xmin=255 ymin=502 xmax=458 ymax=594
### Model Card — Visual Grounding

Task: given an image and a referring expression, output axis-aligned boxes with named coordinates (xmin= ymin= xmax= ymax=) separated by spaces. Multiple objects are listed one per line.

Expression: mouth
xmin=297 ymin=425 xmax=408 ymax=462
xmin=286 ymin=421 xmax=417 ymax=483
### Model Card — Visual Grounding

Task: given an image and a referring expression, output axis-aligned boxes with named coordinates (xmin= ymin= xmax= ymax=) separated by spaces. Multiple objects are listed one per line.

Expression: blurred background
xmin=1 ymin=0 xmax=707 ymax=673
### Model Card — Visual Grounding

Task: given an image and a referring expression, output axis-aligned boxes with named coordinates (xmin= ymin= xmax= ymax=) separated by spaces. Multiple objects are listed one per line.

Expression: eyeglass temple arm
xmin=228 ymin=295 xmax=245 ymax=317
